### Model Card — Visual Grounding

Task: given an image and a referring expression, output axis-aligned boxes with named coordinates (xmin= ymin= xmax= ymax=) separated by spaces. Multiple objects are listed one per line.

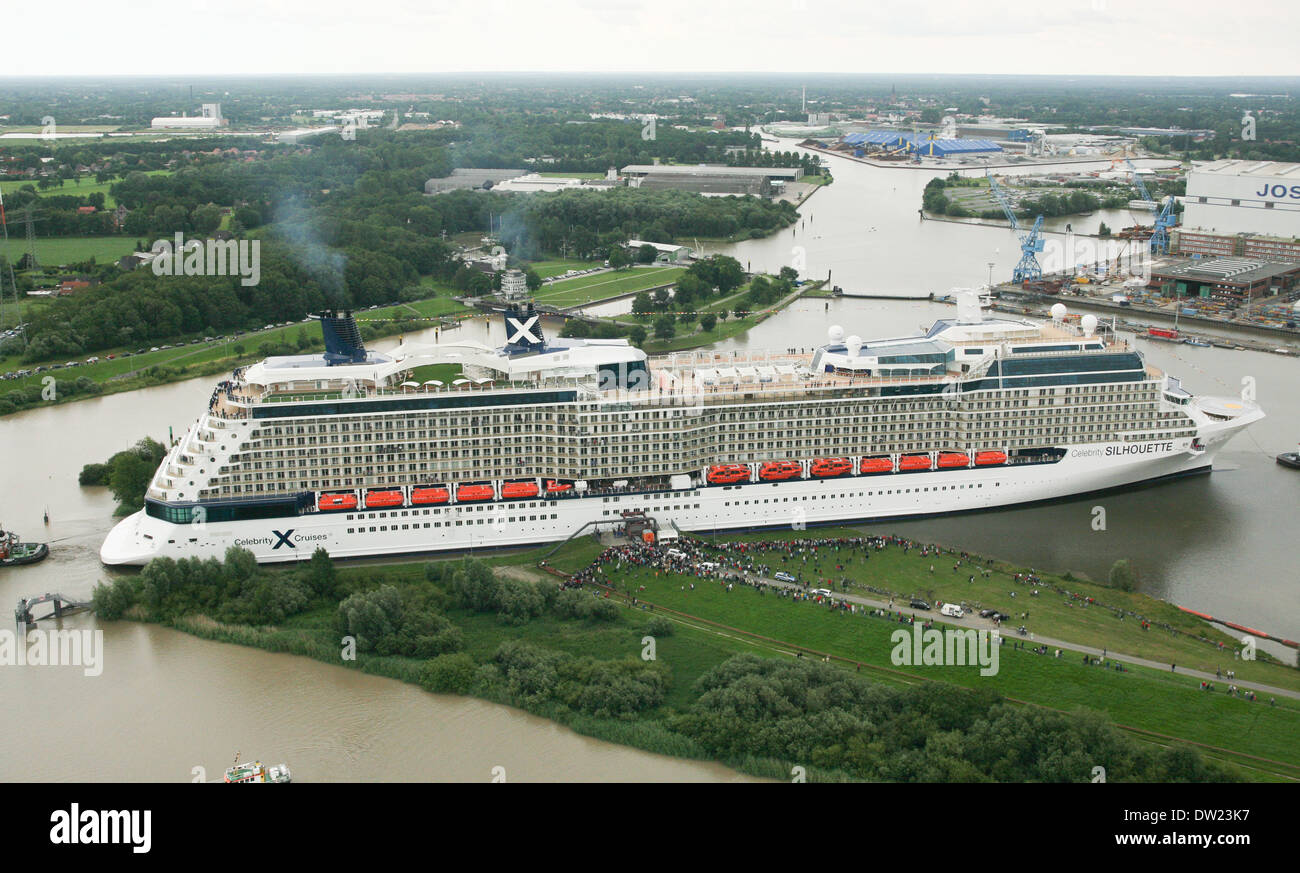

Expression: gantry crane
xmin=986 ymin=171 xmax=1044 ymax=284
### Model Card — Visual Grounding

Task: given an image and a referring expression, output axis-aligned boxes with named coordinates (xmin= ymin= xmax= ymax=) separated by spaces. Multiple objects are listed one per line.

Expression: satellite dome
xmin=1081 ymin=314 xmax=1098 ymax=337
xmin=846 ymin=335 xmax=862 ymax=357
xmin=1050 ymin=303 xmax=1067 ymax=321
xmin=828 ymin=325 xmax=845 ymax=342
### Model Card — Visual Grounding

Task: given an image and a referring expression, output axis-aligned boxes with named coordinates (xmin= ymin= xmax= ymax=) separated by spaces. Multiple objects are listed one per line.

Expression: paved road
xmin=743 ymin=571 xmax=1300 ymax=703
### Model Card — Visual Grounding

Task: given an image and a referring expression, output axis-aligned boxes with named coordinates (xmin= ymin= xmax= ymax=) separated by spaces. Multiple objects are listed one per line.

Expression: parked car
xmin=810 ymin=588 xmax=832 ymax=598
xmin=773 ymin=571 xmax=797 ymax=584
xmin=909 ymin=599 xmax=931 ymax=611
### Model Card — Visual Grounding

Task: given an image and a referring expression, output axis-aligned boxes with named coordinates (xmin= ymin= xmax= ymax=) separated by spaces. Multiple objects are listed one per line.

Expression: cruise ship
xmin=101 ymin=294 xmax=1264 ymax=565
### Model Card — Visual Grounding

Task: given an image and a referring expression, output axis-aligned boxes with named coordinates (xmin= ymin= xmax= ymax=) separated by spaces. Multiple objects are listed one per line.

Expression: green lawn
xmin=525 ymin=258 xmax=601 ymax=279
xmin=0 ymin=289 xmax=475 ymax=403
xmin=543 ymin=536 xmax=1300 ymax=771
xmin=534 ymin=266 xmax=685 ymax=309
xmin=1 ymin=169 xmax=172 ymax=208
xmin=1 ymin=235 xmax=137 ymax=267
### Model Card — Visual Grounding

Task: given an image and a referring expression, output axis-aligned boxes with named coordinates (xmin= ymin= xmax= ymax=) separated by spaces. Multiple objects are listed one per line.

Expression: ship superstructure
xmin=102 ymin=296 xmax=1263 ymax=565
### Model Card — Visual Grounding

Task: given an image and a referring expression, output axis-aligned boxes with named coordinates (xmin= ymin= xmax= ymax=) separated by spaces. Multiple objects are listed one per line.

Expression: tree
xmin=524 ymin=269 xmax=542 ymax=291
xmin=303 ymin=547 xmax=338 ymax=597
xmin=637 ymin=244 xmax=658 ymax=264
xmin=653 ymin=315 xmax=676 ymax=340
xmin=700 ymin=313 xmax=717 ymax=332
xmin=628 ymin=325 xmax=647 ymax=346
xmin=608 ymin=246 xmax=631 ymax=270
xmin=191 ymin=203 xmax=223 ymax=235
xmin=1108 ymin=559 xmax=1137 ymax=592
xmin=631 ymin=291 xmax=653 ymax=317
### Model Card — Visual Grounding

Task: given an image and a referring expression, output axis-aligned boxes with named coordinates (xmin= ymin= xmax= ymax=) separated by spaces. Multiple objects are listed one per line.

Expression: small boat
xmin=456 ymin=484 xmax=495 ymax=502
xmin=937 ymin=452 xmax=970 ymax=469
xmin=0 ymin=528 xmax=49 ymax=567
xmin=859 ymin=456 xmax=893 ymax=474
xmin=410 ymin=486 xmax=450 ymax=505
xmin=501 ymin=481 xmax=540 ymax=500
xmin=898 ymin=454 xmax=932 ymax=472
xmin=974 ymin=450 xmax=1008 ymax=466
xmin=318 ymin=493 xmax=358 ymax=512
xmin=707 ymin=464 xmax=751 ymax=485
xmin=1183 ymin=338 xmax=1212 ymax=348
xmin=810 ymin=457 xmax=853 ymax=478
xmin=1278 ymin=444 xmax=1300 ymax=470
xmin=364 ymin=489 xmax=404 ymax=509
xmin=758 ymin=460 xmax=803 ymax=481
xmin=545 ymin=480 xmax=573 ymax=494
xmin=223 ymin=756 xmax=291 ymax=784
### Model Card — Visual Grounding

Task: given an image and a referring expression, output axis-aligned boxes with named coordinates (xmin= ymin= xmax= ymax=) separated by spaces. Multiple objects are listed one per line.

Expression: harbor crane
xmin=1125 ymin=159 xmax=1177 ymax=255
xmin=986 ymin=171 xmax=1044 ymax=284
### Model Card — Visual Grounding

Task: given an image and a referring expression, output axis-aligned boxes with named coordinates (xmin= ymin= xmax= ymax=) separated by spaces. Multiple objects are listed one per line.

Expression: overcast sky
xmin=7 ymin=0 xmax=1298 ymax=78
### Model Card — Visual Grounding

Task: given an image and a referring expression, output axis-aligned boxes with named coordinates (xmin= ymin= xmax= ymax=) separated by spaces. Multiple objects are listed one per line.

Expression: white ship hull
xmin=100 ymin=421 xmax=1250 ymax=567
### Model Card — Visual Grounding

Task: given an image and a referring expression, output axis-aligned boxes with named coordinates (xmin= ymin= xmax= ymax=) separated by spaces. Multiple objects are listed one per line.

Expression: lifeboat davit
xmin=365 ymin=489 xmax=404 ymax=509
xmin=810 ymin=457 xmax=853 ymax=478
xmin=758 ymin=460 xmax=803 ymax=481
xmin=411 ymin=486 xmax=450 ymax=505
xmin=502 ymin=481 xmax=540 ymax=500
xmin=545 ymin=480 xmax=573 ymax=494
xmin=937 ymin=452 xmax=970 ymax=469
xmin=456 ymin=484 xmax=495 ymax=502
xmin=318 ymin=493 xmax=357 ymax=512
xmin=707 ymin=464 xmax=751 ymax=485
xmin=899 ymin=454 xmax=932 ymax=472
xmin=859 ymin=456 xmax=894 ymax=474
xmin=975 ymin=451 xmax=1008 ymax=466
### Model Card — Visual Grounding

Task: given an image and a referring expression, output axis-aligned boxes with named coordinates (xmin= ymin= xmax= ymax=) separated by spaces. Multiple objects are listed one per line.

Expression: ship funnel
xmin=504 ymin=302 xmax=546 ymax=354
xmin=955 ymin=290 xmax=983 ymax=323
xmin=320 ymin=310 xmax=368 ymax=365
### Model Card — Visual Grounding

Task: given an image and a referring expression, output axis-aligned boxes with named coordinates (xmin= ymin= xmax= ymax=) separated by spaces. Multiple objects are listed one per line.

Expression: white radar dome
xmin=1050 ymin=303 xmax=1067 ymax=321
xmin=828 ymin=325 xmax=845 ymax=342
xmin=1081 ymin=314 xmax=1098 ymax=337
xmin=846 ymin=335 xmax=862 ymax=357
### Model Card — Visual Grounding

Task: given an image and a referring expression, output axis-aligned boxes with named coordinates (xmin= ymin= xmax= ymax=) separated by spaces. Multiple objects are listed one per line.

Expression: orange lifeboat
xmin=759 ymin=460 xmax=803 ymax=481
xmin=937 ymin=452 xmax=970 ymax=469
xmin=810 ymin=457 xmax=852 ymax=478
xmin=859 ymin=456 xmax=894 ymax=475
xmin=707 ymin=464 xmax=751 ymax=485
xmin=456 ymin=484 xmax=495 ymax=502
xmin=975 ymin=451 xmax=1008 ymax=466
xmin=318 ymin=493 xmax=357 ymax=512
xmin=365 ymin=489 xmax=404 ymax=509
xmin=545 ymin=480 xmax=573 ymax=494
xmin=411 ymin=486 xmax=450 ymax=505
xmin=899 ymin=454 xmax=932 ymax=472
xmin=502 ymin=481 xmax=540 ymax=500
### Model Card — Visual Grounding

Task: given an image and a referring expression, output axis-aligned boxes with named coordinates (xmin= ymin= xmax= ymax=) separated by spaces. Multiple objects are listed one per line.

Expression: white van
xmin=810 ymin=588 xmax=832 ymax=598
xmin=940 ymin=603 xmax=964 ymax=619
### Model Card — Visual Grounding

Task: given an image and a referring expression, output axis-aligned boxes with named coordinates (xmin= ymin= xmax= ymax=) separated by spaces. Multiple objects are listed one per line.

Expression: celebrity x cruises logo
xmin=271 ymin=530 xmax=295 ymax=549
xmin=506 ymin=315 xmax=541 ymax=345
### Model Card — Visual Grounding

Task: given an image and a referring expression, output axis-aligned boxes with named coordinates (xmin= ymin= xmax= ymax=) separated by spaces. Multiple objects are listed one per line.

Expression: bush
xmin=643 ymin=616 xmax=675 ymax=637
xmin=419 ymin=653 xmax=478 ymax=695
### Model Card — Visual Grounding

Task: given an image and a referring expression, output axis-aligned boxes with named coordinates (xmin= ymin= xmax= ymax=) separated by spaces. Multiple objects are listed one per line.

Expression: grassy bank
xmin=0 ymin=289 xmax=474 ymax=416
xmin=99 ymin=528 xmax=1298 ymax=781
